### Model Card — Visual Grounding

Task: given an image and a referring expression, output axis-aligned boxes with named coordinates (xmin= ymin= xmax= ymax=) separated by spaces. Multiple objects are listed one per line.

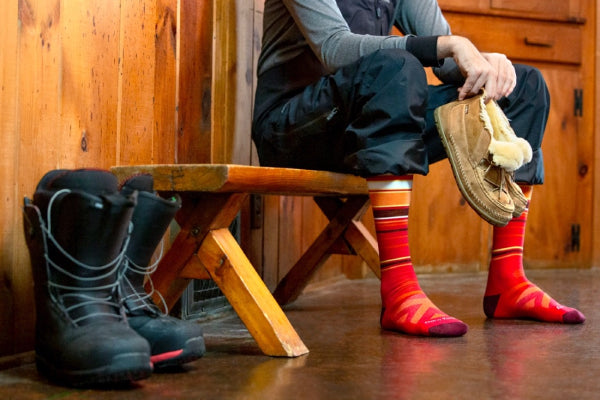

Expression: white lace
xmin=120 ymin=239 xmax=170 ymax=315
xmin=30 ymin=189 xmax=131 ymax=326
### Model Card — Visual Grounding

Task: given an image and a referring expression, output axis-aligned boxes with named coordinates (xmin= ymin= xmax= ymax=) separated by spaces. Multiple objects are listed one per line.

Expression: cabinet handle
xmin=524 ymin=37 xmax=554 ymax=48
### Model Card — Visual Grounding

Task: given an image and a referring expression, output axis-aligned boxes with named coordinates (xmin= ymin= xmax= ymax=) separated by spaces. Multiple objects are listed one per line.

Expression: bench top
xmin=111 ymin=164 xmax=369 ymax=196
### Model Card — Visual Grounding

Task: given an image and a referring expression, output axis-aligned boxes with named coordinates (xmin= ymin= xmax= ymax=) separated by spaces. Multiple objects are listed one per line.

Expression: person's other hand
xmin=481 ymin=52 xmax=516 ymax=100
xmin=437 ymin=36 xmax=515 ymax=101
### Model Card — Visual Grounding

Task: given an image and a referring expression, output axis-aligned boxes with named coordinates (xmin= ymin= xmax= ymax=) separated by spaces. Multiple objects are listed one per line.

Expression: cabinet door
xmin=524 ymin=67 xmax=592 ymax=269
xmin=438 ymin=0 xmax=584 ymax=22
xmin=441 ymin=13 xmax=582 ymax=66
xmin=489 ymin=0 xmax=583 ymax=20
xmin=441 ymin=10 xmax=592 ymax=269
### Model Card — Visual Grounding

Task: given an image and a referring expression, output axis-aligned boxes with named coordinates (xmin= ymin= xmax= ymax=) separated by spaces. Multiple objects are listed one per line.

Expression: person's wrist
xmin=437 ymin=35 xmax=453 ymax=59
xmin=437 ymin=35 xmax=468 ymax=59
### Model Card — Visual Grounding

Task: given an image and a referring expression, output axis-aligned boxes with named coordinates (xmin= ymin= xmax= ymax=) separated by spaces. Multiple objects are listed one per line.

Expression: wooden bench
xmin=111 ymin=164 xmax=380 ymax=357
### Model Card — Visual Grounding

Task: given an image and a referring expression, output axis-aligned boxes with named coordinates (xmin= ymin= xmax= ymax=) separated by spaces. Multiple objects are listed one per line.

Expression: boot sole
xmin=434 ymin=107 xmax=512 ymax=227
xmin=36 ymin=352 xmax=152 ymax=387
xmin=153 ymin=336 xmax=206 ymax=369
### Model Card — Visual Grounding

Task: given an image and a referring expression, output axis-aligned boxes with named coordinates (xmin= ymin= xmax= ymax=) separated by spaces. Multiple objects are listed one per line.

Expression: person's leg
xmin=484 ymin=186 xmax=585 ymax=323
xmin=485 ymin=65 xmax=584 ymax=323
xmin=424 ymin=65 xmax=585 ymax=324
xmin=368 ymin=175 xmax=468 ymax=337
xmin=255 ymin=49 xmax=469 ymax=336
xmin=252 ymin=48 xmax=430 ymax=177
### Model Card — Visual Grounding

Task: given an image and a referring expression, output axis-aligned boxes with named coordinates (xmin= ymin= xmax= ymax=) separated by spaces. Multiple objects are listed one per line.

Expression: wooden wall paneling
xmin=277 ymin=197 xmax=304 ymax=283
xmin=247 ymin=0 xmax=265 ymax=276
xmin=17 ymin=0 xmax=62 ymax=188
xmin=60 ymin=1 xmax=121 ymax=169
xmin=301 ymin=196 xmax=340 ymax=283
xmin=177 ymin=0 xmax=212 ymax=163
xmin=523 ymin=67 xmax=586 ymax=268
xmin=250 ymin=0 xmax=263 ymax=169
xmin=212 ymin=0 xmax=257 ymax=165
xmin=230 ymin=0 xmax=257 ymax=165
xmin=115 ymin=0 xmax=178 ymax=166
xmin=410 ymin=163 xmax=490 ymax=273
xmin=13 ymin=0 xmax=67 ymax=354
xmin=341 ymin=255 xmax=371 ymax=280
xmin=117 ymin=0 xmax=159 ymax=165
xmin=152 ymin=0 xmax=178 ymax=165
xmin=211 ymin=0 xmax=236 ymax=164
xmin=342 ymin=207 xmax=376 ymax=280
xmin=211 ymin=0 xmax=257 ymax=278
xmin=0 ymin=0 xmax=18 ymax=355
xmin=575 ymin=0 xmax=595 ymax=269
xmin=595 ymin=0 xmax=600 ymax=268
xmin=261 ymin=195 xmax=280 ymax=290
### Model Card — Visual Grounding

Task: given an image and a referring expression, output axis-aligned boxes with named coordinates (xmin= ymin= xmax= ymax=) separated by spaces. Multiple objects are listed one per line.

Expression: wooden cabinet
xmin=438 ymin=0 xmax=584 ymax=21
xmin=488 ymin=0 xmax=583 ymax=20
xmin=423 ymin=0 xmax=595 ymax=270
xmin=444 ymin=13 xmax=582 ymax=65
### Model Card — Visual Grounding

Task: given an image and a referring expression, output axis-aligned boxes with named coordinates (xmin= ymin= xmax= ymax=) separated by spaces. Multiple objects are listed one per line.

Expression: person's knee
xmin=515 ymin=64 xmax=546 ymax=88
xmin=500 ymin=64 xmax=549 ymax=149
xmin=363 ymin=49 xmax=426 ymax=85
xmin=361 ymin=49 xmax=429 ymax=113
xmin=513 ymin=64 xmax=550 ymax=111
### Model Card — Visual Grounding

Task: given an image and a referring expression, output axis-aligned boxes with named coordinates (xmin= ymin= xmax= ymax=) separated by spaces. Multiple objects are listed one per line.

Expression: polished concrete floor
xmin=1 ymin=268 xmax=598 ymax=400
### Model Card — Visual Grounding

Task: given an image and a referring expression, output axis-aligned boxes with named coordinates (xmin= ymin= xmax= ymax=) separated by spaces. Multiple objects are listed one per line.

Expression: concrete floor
xmin=1 ymin=268 xmax=598 ymax=399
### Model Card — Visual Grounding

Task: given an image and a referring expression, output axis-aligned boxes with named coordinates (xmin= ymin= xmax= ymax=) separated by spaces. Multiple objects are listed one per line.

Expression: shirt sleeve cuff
xmin=405 ymin=35 xmax=443 ymax=67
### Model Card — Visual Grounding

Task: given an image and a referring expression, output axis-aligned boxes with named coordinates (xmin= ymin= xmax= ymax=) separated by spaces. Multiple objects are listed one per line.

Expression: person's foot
xmin=381 ymin=290 xmax=468 ymax=337
xmin=484 ymin=280 xmax=586 ymax=324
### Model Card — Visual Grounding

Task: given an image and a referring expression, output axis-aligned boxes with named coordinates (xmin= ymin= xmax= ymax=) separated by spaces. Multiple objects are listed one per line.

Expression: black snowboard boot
xmin=119 ymin=174 xmax=205 ymax=369
xmin=23 ymin=169 xmax=152 ymax=387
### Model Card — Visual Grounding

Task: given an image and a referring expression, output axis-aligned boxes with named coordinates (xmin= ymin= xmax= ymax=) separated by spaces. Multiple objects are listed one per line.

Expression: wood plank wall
xmin=596 ymin=0 xmax=600 ymax=269
xmin=0 ymin=0 xmax=218 ymax=358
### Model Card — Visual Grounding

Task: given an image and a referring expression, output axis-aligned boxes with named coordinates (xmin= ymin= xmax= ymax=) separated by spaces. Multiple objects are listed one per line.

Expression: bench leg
xmin=273 ymin=195 xmax=375 ymax=305
xmin=197 ymin=228 xmax=309 ymax=357
xmin=147 ymin=192 xmax=246 ymax=310
xmin=149 ymin=192 xmax=308 ymax=357
xmin=315 ymin=197 xmax=380 ymax=278
xmin=343 ymin=219 xmax=380 ymax=279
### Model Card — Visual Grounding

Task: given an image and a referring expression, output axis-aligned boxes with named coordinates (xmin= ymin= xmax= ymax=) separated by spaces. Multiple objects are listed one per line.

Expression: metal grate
xmin=178 ymin=215 xmax=240 ymax=321
xmin=180 ymin=279 xmax=232 ymax=320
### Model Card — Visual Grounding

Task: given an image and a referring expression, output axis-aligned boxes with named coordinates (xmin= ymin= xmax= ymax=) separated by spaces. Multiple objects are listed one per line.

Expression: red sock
xmin=484 ymin=185 xmax=585 ymax=323
xmin=368 ymin=176 xmax=467 ymax=337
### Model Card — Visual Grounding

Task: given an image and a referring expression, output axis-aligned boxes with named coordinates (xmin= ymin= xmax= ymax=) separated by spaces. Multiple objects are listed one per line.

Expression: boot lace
xmin=34 ymin=189 xmax=131 ymax=326
xmin=120 ymin=239 xmax=170 ymax=315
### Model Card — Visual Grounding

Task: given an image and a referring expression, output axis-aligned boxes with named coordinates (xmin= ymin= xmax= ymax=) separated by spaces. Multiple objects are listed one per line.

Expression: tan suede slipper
xmin=505 ymin=174 xmax=528 ymax=218
xmin=434 ymin=92 xmax=515 ymax=226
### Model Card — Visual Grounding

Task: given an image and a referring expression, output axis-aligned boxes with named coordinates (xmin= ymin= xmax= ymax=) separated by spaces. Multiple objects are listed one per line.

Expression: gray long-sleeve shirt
xmin=258 ymin=0 xmax=462 ymax=82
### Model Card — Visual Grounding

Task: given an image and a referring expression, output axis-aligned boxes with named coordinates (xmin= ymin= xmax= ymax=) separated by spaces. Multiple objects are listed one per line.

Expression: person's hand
xmin=481 ymin=52 xmax=516 ymax=100
xmin=437 ymin=36 xmax=515 ymax=101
